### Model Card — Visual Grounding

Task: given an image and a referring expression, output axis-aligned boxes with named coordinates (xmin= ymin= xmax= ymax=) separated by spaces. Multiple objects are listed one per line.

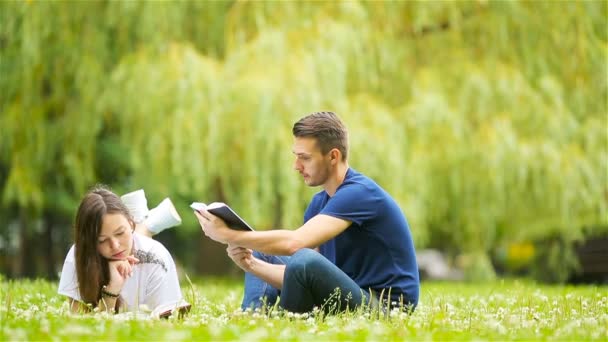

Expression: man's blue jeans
xmin=241 ymin=248 xmax=371 ymax=313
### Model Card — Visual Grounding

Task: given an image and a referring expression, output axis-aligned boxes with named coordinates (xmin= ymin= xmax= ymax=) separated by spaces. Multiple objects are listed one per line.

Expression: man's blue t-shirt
xmin=304 ymin=168 xmax=419 ymax=306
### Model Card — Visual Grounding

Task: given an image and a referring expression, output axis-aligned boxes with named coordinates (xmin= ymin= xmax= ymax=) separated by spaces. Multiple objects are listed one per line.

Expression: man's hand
xmin=194 ymin=209 xmax=236 ymax=244
xmin=226 ymin=244 xmax=255 ymax=272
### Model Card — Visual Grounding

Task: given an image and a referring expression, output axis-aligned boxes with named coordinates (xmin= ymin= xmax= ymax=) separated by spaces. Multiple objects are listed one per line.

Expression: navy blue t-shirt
xmin=304 ymin=168 xmax=419 ymax=306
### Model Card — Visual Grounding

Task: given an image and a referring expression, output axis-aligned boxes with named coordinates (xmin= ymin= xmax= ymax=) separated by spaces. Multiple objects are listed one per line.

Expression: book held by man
xmin=190 ymin=202 xmax=254 ymax=231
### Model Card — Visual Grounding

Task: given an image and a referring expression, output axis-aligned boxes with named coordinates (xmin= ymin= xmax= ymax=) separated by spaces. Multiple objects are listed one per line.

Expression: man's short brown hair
xmin=292 ymin=111 xmax=348 ymax=161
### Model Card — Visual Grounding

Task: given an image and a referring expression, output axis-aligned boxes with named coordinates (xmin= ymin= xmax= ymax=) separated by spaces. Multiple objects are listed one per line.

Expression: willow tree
xmin=102 ymin=0 xmax=606 ymax=280
xmin=0 ymin=1 xmax=108 ymax=277
xmin=0 ymin=0 xmax=232 ymax=277
xmin=1 ymin=0 xmax=606 ymax=281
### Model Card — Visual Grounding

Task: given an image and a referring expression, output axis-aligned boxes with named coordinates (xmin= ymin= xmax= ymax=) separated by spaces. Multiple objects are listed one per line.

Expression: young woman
xmin=58 ymin=185 xmax=184 ymax=314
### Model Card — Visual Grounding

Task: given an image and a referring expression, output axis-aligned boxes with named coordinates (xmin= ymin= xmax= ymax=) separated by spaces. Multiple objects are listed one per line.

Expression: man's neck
xmin=323 ymin=162 xmax=349 ymax=197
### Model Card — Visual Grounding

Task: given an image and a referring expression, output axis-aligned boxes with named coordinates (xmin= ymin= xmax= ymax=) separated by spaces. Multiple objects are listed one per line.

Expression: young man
xmin=195 ymin=111 xmax=419 ymax=314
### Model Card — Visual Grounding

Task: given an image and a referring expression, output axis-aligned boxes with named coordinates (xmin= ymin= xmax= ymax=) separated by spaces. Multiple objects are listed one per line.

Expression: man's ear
xmin=330 ymin=148 xmax=341 ymax=164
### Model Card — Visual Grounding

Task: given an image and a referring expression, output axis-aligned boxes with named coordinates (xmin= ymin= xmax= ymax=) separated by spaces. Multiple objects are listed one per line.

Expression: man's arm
xmin=197 ymin=211 xmax=351 ymax=255
xmin=227 ymin=245 xmax=287 ymax=288
xmin=232 ymin=214 xmax=350 ymax=255
xmin=249 ymin=260 xmax=285 ymax=289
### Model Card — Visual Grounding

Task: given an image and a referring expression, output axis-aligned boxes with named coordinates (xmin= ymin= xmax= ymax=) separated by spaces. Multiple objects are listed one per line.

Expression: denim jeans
xmin=242 ymin=248 xmax=372 ymax=313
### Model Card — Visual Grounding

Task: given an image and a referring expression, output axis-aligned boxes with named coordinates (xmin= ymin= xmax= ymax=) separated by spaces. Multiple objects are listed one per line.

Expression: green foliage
xmin=530 ymin=235 xmax=582 ymax=284
xmin=0 ymin=1 xmax=606 ymax=280
xmin=1 ymin=279 xmax=607 ymax=340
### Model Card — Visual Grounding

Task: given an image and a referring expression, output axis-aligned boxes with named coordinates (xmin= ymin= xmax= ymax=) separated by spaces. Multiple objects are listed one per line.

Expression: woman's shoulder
xmin=133 ymin=232 xmax=168 ymax=251
xmin=132 ymin=233 xmax=174 ymax=272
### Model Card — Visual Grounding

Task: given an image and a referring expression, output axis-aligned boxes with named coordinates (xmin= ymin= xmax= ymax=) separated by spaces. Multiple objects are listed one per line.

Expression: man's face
xmin=292 ymin=137 xmax=332 ymax=187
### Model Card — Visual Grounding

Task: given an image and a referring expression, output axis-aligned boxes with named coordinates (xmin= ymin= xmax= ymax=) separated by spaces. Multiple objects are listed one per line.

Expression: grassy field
xmin=1 ymin=276 xmax=606 ymax=341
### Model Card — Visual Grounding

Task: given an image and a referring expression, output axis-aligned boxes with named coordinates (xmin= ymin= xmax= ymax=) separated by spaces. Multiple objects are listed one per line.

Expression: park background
xmin=0 ymin=0 xmax=606 ymax=286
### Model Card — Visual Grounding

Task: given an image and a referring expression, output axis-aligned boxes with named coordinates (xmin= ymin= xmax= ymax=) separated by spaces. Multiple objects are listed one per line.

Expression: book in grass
xmin=114 ymin=299 xmax=191 ymax=320
xmin=151 ymin=299 xmax=192 ymax=319
xmin=190 ymin=202 xmax=254 ymax=231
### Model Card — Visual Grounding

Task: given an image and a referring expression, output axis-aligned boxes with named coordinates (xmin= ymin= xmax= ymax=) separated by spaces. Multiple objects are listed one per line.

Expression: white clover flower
xmin=583 ymin=317 xmax=597 ymax=326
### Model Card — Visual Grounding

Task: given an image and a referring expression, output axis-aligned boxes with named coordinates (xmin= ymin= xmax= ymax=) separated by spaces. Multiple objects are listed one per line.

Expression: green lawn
xmin=1 ymin=277 xmax=606 ymax=341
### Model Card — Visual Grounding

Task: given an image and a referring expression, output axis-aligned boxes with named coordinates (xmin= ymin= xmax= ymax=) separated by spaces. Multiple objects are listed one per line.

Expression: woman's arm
xmin=67 ymin=296 xmax=117 ymax=314
xmin=95 ymin=257 xmax=138 ymax=313
xmin=143 ymin=248 xmax=184 ymax=310
xmin=68 ymin=298 xmax=90 ymax=313
xmin=96 ymin=287 xmax=121 ymax=313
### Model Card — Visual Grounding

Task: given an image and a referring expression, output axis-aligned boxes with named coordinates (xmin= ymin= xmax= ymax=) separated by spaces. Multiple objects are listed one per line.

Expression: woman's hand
xmin=106 ymin=256 xmax=139 ymax=293
xmin=226 ymin=244 xmax=255 ymax=273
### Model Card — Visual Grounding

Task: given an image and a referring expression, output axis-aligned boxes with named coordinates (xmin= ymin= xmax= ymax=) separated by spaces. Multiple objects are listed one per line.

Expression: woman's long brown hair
xmin=74 ymin=185 xmax=134 ymax=308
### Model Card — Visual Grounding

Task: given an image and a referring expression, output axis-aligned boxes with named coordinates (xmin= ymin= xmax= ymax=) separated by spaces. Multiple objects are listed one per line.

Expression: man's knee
xmin=286 ymin=248 xmax=325 ymax=274
xmin=252 ymin=250 xmax=289 ymax=266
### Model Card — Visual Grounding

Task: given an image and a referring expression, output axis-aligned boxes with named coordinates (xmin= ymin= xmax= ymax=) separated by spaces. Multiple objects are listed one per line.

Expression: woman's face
xmin=96 ymin=213 xmax=134 ymax=260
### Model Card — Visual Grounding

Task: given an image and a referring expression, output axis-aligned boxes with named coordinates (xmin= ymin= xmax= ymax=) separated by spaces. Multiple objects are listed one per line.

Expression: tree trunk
xmin=17 ymin=208 xmax=35 ymax=278
xmin=196 ymin=238 xmax=238 ymax=276
xmin=44 ymin=212 xmax=57 ymax=280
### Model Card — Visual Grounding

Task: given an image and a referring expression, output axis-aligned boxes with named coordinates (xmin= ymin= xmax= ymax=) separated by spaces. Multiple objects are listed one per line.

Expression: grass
xmin=1 ymin=276 xmax=606 ymax=341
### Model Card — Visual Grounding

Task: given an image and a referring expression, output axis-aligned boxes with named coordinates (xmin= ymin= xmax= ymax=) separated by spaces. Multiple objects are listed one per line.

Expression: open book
xmin=150 ymin=299 xmax=192 ymax=319
xmin=113 ymin=300 xmax=191 ymax=320
xmin=190 ymin=202 xmax=254 ymax=231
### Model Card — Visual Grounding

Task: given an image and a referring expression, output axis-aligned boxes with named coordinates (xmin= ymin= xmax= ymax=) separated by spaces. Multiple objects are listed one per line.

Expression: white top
xmin=58 ymin=233 xmax=183 ymax=311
